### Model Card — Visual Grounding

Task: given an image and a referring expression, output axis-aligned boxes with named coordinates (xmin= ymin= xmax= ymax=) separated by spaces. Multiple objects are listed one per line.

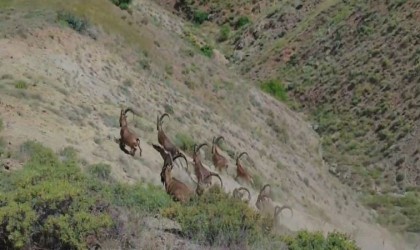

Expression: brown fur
xmin=119 ymin=108 xmax=142 ymax=157
xmin=235 ymin=151 xmax=253 ymax=184
xmin=211 ymin=136 xmax=229 ymax=173
xmin=156 ymin=113 xmax=185 ymax=160
xmin=192 ymin=143 xmax=223 ymax=189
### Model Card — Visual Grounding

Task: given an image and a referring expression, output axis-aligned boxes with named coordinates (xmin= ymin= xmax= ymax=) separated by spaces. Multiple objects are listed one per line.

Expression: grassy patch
xmin=162 ymin=186 xmax=272 ymax=246
xmin=0 ymin=141 xmax=113 ymax=249
xmin=363 ymin=192 xmax=420 ymax=232
xmin=200 ymin=45 xmax=214 ymax=58
xmin=282 ymin=230 xmax=359 ymax=250
xmin=110 ymin=0 xmax=132 ymax=10
xmin=218 ymin=25 xmax=230 ymax=42
xmin=57 ymin=10 xmax=89 ymax=33
xmin=260 ymin=79 xmax=288 ymax=102
xmin=174 ymin=132 xmax=195 ymax=155
xmin=162 ymin=186 xmax=359 ymax=248
xmin=14 ymin=80 xmax=28 ymax=89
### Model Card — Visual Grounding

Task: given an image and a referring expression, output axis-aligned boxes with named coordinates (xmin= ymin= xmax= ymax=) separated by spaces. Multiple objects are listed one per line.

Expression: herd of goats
xmin=117 ymin=108 xmax=293 ymax=225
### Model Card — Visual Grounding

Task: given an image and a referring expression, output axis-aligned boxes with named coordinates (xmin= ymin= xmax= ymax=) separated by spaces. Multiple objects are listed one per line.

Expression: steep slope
xmin=0 ymin=0 xmax=414 ymax=249
xmin=154 ymin=0 xmax=420 ymax=241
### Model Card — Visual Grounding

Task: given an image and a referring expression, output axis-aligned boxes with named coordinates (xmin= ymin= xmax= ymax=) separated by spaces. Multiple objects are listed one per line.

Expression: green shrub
xmin=282 ymin=230 xmax=360 ymax=250
xmin=161 ymin=187 xmax=272 ymax=246
xmin=109 ymin=183 xmax=173 ymax=213
xmin=14 ymin=80 xmax=27 ymax=89
xmin=235 ymin=16 xmax=251 ymax=29
xmin=110 ymin=0 xmax=132 ymax=10
xmin=200 ymin=45 xmax=213 ymax=58
xmin=193 ymin=10 xmax=209 ymax=24
xmin=87 ymin=163 xmax=112 ymax=181
xmin=363 ymin=192 xmax=420 ymax=232
xmin=218 ymin=25 xmax=230 ymax=42
xmin=0 ymin=141 xmax=113 ymax=249
xmin=0 ymin=117 xmax=3 ymax=132
xmin=260 ymin=79 xmax=288 ymax=102
xmin=57 ymin=10 xmax=89 ymax=33
xmin=174 ymin=132 xmax=195 ymax=154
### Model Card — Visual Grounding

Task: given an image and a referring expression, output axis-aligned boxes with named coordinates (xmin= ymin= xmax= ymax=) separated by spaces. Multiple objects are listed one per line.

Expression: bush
xmin=260 ymin=79 xmax=288 ymax=102
xmin=87 ymin=163 xmax=112 ymax=181
xmin=109 ymin=183 xmax=173 ymax=213
xmin=0 ymin=141 xmax=113 ymax=249
xmin=200 ymin=45 xmax=214 ymax=58
xmin=161 ymin=187 xmax=272 ymax=246
xmin=218 ymin=25 xmax=230 ymax=42
xmin=193 ymin=10 xmax=209 ymax=24
xmin=14 ymin=81 xmax=27 ymax=89
xmin=174 ymin=133 xmax=195 ymax=154
xmin=110 ymin=0 xmax=132 ymax=10
xmin=57 ymin=10 xmax=89 ymax=33
xmin=282 ymin=230 xmax=360 ymax=250
xmin=235 ymin=16 xmax=251 ymax=29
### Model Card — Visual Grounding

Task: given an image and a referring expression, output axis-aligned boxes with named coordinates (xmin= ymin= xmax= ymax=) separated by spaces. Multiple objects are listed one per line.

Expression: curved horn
xmin=237 ymin=187 xmax=251 ymax=202
xmin=173 ymin=153 xmax=189 ymax=170
xmin=274 ymin=205 xmax=293 ymax=218
xmin=159 ymin=113 xmax=170 ymax=125
xmin=124 ymin=108 xmax=133 ymax=115
xmin=195 ymin=143 xmax=208 ymax=154
xmin=215 ymin=136 xmax=225 ymax=145
xmin=209 ymin=172 xmax=223 ymax=188
xmin=259 ymin=184 xmax=272 ymax=198
xmin=236 ymin=151 xmax=249 ymax=163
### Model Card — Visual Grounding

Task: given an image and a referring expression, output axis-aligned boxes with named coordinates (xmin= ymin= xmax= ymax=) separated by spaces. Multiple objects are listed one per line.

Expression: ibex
xmin=192 ymin=143 xmax=223 ymax=190
xmin=211 ymin=136 xmax=229 ymax=173
xmin=235 ymin=152 xmax=253 ymax=184
xmin=159 ymin=150 xmax=222 ymax=203
xmin=118 ymin=108 xmax=142 ymax=157
xmin=152 ymin=143 xmax=188 ymax=172
xmin=161 ymin=154 xmax=195 ymax=203
xmin=255 ymin=184 xmax=293 ymax=229
xmin=232 ymin=187 xmax=251 ymax=203
xmin=156 ymin=113 xmax=187 ymax=168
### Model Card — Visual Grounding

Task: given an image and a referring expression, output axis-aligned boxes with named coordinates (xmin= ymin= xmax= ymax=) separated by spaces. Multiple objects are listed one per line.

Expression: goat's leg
xmin=131 ymin=147 xmax=136 ymax=157
xmin=119 ymin=141 xmax=130 ymax=155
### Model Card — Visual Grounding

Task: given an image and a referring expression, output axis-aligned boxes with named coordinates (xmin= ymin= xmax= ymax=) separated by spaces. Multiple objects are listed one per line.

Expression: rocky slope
xmin=0 ymin=0 xmax=416 ymax=249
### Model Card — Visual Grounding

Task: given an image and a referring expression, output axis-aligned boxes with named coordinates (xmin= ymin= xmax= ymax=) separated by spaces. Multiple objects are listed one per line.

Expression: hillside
xmin=154 ymin=0 xmax=420 ymax=243
xmin=0 ymin=0 xmax=417 ymax=249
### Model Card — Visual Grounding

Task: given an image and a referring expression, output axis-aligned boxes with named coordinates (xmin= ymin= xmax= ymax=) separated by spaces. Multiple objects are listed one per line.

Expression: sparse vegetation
xmin=260 ymin=79 xmax=288 ymax=102
xmin=57 ymin=10 xmax=89 ymax=33
xmin=218 ymin=25 xmax=230 ymax=42
xmin=110 ymin=0 xmax=132 ymax=10
xmin=200 ymin=45 xmax=213 ymax=58
xmin=281 ymin=230 xmax=359 ymax=250
xmin=14 ymin=80 xmax=27 ymax=89
xmin=174 ymin=132 xmax=195 ymax=154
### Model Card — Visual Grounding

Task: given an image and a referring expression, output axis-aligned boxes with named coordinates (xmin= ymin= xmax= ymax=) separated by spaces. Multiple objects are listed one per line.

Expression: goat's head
xmin=196 ymin=172 xmax=223 ymax=196
xmin=236 ymin=151 xmax=249 ymax=165
xmin=233 ymin=187 xmax=251 ymax=203
xmin=274 ymin=205 xmax=293 ymax=219
xmin=156 ymin=113 xmax=170 ymax=131
xmin=119 ymin=108 xmax=132 ymax=127
xmin=153 ymin=143 xmax=188 ymax=171
xmin=259 ymin=184 xmax=272 ymax=199
xmin=193 ymin=143 xmax=208 ymax=163
xmin=212 ymin=136 xmax=225 ymax=153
